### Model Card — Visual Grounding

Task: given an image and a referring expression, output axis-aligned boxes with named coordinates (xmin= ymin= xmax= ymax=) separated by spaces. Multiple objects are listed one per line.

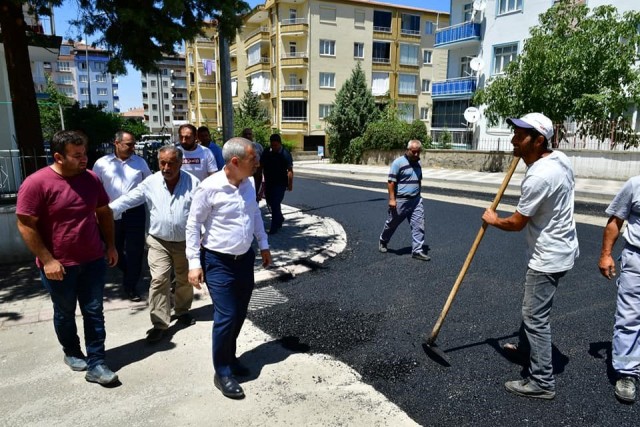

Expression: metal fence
xmin=0 ymin=144 xmax=163 ymax=202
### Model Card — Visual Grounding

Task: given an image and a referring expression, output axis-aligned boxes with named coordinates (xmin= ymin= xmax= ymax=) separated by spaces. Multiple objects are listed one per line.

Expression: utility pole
xmin=218 ymin=33 xmax=233 ymax=142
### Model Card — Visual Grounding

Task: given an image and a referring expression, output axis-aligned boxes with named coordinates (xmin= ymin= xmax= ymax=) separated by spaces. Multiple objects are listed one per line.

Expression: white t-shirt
xmin=516 ymin=150 xmax=579 ymax=273
xmin=176 ymin=143 xmax=217 ymax=181
xmin=606 ymin=175 xmax=640 ymax=248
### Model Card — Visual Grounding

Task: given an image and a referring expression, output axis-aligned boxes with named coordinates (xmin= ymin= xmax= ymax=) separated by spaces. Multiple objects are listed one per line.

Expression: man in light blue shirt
xmin=110 ymin=146 xmax=200 ymax=343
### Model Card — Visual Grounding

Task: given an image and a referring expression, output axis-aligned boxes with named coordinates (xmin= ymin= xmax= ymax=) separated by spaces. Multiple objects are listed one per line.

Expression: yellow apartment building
xmin=186 ymin=0 xmax=449 ymax=150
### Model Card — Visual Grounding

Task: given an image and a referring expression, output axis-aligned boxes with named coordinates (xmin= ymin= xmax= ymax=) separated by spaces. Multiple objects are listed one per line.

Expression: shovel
xmin=423 ymin=156 xmax=521 ymax=366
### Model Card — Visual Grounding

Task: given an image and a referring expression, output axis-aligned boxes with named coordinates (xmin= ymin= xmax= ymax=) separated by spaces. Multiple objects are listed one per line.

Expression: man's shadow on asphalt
xmin=237 ymin=336 xmax=311 ymax=384
xmin=588 ymin=341 xmax=617 ymax=385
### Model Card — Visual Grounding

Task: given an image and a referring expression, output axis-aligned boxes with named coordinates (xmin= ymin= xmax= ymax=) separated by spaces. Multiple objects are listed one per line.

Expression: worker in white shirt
xmin=186 ymin=137 xmax=271 ymax=400
xmin=93 ymin=130 xmax=151 ymax=301
xmin=176 ymin=124 xmax=217 ymax=181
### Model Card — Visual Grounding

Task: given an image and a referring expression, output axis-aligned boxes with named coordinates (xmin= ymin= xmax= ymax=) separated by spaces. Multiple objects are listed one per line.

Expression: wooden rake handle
xmin=426 ymin=156 xmax=521 ymax=345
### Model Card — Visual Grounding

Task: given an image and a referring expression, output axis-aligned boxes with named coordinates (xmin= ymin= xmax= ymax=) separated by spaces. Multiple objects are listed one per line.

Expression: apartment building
xmin=186 ymin=0 xmax=449 ymax=150
xmin=48 ymin=40 xmax=120 ymax=112
xmin=141 ymin=54 xmax=189 ymax=135
xmin=436 ymin=0 xmax=639 ymax=150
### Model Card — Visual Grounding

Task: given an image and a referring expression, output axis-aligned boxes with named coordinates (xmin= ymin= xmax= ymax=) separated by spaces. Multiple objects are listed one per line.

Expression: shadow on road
xmin=237 ymin=336 xmax=310 ymax=383
xmin=588 ymin=341 xmax=616 ymax=385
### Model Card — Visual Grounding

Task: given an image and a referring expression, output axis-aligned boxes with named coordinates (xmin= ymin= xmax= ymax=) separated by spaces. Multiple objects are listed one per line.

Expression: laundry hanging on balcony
xmin=202 ymin=59 xmax=214 ymax=76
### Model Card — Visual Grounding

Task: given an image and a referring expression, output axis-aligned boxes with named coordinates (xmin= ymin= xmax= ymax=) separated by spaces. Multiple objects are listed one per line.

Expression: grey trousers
xmin=613 ymin=244 xmax=640 ymax=377
xmin=522 ymin=268 xmax=566 ymax=390
xmin=379 ymin=197 xmax=425 ymax=254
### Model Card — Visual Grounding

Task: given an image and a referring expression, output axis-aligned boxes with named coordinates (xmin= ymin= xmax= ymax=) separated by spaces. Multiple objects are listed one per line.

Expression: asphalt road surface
xmin=249 ymin=176 xmax=637 ymax=426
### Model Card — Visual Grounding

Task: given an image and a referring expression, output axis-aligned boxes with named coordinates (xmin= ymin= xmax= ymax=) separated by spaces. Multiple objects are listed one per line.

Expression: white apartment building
xmin=141 ymin=55 xmax=189 ymax=136
xmin=435 ymin=0 xmax=639 ymax=150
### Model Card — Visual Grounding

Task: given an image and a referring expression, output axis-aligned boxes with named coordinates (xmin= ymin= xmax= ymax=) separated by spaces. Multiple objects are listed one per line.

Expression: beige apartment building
xmin=186 ymin=0 xmax=449 ymax=150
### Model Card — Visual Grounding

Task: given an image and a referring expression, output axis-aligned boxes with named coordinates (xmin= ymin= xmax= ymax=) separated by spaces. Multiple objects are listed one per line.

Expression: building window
xmin=57 ymin=61 xmax=70 ymax=71
xmin=78 ymin=62 xmax=87 ymax=70
xmin=79 ymin=75 xmax=88 ymax=83
xmin=373 ymin=10 xmax=392 ymax=32
xmin=319 ymin=39 xmax=336 ymax=56
xmin=493 ymin=43 xmax=518 ymax=74
xmin=497 ymin=0 xmax=523 ymax=15
xmin=354 ymin=9 xmax=365 ymax=28
xmin=95 ymin=63 xmax=105 ymax=72
xmin=162 ymin=80 xmax=169 ymax=87
xmin=423 ymin=50 xmax=433 ymax=65
xmin=421 ymin=79 xmax=431 ymax=93
xmin=164 ymin=104 xmax=170 ymax=111
xmin=424 ymin=21 xmax=435 ymax=35
xmin=432 ymin=99 xmax=471 ymax=128
xmin=95 ymin=74 xmax=106 ymax=83
xmin=97 ymin=88 xmax=108 ymax=96
xmin=61 ymin=87 xmax=74 ymax=96
xmin=152 ymin=104 xmax=158 ymax=111
xmin=150 ymin=80 xmax=157 ymax=87
xmin=151 ymin=92 xmax=157 ymax=99
xmin=420 ymin=107 xmax=429 ymax=120
xmin=165 ymin=116 xmax=171 ymax=122
xmin=152 ymin=115 xmax=158 ymax=122
xmin=399 ymin=44 xmax=419 ymax=66
xmin=372 ymin=72 xmax=390 ymax=96
xmin=320 ymin=6 xmax=336 ymax=23
xmin=461 ymin=57 xmax=472 ymax=77
xmin=80 ymin=88 xmax=88 ymax=95
xmin=289 ymin=8 xmax=297 ymax=20
xmin=354 ymin=42 xmax=364 ymax=59
xmin=319 ymin=72 xmax=335 ymax=89
xmin=397 ymin=103 xmax=415 ymax=122
xmin=372 ymin=41 xmax=391 ymax=63
xmin=463 ymin=3 xmax=474 ymax=21
xmin=398 ymin=74 xmax=417 ymax=95
xmin=400 ymin=14 xmax=420 ymax=36
xmin=282 ymin=100 xmax=307 ymax=121
xmin=164 ymin=92 xmax=169 ymax=99
xmin=162 ymin=68 xmax=169 ymax=76
xmin=319 ymin=104 xmax=333 ymax=119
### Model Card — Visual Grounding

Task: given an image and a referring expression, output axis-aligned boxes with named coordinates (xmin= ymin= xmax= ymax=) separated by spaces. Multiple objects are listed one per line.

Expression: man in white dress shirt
xmin=176 ymin=124 xmax=217 ymax=181
xmin=93 ymin=131 xmax=152 ymax=301
xmin=110 ymin=146 xmax=200 ymax=343
xmin=186 ymin=137 xmax=271 ymax=399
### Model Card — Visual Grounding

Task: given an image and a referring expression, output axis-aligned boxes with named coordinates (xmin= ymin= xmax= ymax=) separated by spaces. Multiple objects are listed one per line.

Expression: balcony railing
xmin=372 ymin=57 xmax=391 ymax=64
xmin=281 ymin=18 xmax=308 ymax=25
xmin=398 ymin=88 xmax=417 ymax=96
xmin=199 ymin=98 xmax=217 ymax=104
xmin=243 ymin=26 xmax=270 ymax=40
xmin=247 ymin=56 xmax=270 ymax=67
xmin=373 ymin=26 xmax=391 ymax=33
xmin=431 ymin=77 xmax=477 ymax=97
xmin=400 ymin=28 xmax=420 ymax=36
xmin=282 ymin=85 xmax=306 ymax=91
xmin=281 ymin=52 xmax=308 ymax=59
xmin=435 ymin=21 xmax=482 ymax=47
xmin=282 ymin=116 xmax=307 ymax=122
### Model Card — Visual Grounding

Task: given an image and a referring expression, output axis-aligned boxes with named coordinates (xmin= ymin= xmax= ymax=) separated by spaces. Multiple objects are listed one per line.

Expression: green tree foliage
xmin=233 ymin=79 xmax=272 ymax=148
xmin=325 ymin=62 xmax=380 ymax=163
xmin=38 ymin=76 xmax=73 ymax=142
xmin=120 ymin=119 xmax=150 ymax=140
xmin=473 ymin=2 xmax=640 ymax=145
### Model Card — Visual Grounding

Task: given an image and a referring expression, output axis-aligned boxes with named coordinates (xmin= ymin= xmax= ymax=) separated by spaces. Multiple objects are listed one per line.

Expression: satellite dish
xmin=464 ymin=107 xmax=480 ymax=123
xmin=470 ymin=57 xmax=485 ymax=72
xmin=473 ymin=0 xmax=487 ymax=11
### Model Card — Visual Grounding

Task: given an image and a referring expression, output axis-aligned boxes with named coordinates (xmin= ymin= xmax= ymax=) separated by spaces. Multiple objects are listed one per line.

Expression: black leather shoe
xmin=146 ymin=328 xmax=166 ymax=343
xmin=214 ymin=374 xmax=245 ymax=399
xmin=231 ymin=362 xmax=250 ymax=377
xmin=176 ymin=313 xmax=196 ymax=326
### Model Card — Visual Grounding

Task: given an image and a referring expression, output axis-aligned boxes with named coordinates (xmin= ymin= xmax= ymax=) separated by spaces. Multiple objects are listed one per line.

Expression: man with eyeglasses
xmin=93 ymin=130 xmax=152 ymax=302
xmin=378 ymin=139 xmax=430 ymax=261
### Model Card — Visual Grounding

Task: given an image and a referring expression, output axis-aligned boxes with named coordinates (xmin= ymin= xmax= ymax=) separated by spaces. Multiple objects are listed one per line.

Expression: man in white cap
xmin=482 ymin=112 xmax=579 ymax=400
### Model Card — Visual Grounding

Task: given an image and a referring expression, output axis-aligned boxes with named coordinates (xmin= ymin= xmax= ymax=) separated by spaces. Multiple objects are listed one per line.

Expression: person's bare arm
xmin=482 ymin=209 xmax=529 ymax=232
xmin=387 ymin=181 xmax=397 ymax=209
xmin=599 ymin=215 xmax=624 ymax=279
xmin=16 ymin=214 xmax=65 ymax=280
xmin=95 ymin=205 xmax=118 ymax=267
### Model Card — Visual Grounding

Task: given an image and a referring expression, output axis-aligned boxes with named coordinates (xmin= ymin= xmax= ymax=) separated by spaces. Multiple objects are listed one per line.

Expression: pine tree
xmin=325 ymin=62 xmax=379 ymax=163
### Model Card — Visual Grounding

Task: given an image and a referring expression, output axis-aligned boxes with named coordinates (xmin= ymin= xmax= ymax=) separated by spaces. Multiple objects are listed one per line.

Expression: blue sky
xmin=53 ymin=0 xmax=451 ymax=111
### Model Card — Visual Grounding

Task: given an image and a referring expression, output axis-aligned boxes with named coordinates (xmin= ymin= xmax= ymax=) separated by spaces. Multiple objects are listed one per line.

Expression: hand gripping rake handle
xmin=425 ymin=156 xmax=521 ymax=345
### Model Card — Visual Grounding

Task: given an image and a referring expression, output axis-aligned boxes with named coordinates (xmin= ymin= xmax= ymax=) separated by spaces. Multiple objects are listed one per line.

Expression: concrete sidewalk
xmin=294 ymin=159 xmax=625 ymax=204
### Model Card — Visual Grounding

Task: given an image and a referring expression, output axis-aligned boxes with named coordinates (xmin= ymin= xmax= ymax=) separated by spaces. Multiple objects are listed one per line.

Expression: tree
xmin=473 ymin=2 xmax=640 ymax=145
xmin=325 ymin=62 xmax=379 ymax=163
xmin=38 ymin=76 xmax=73 ymax=142
xmin=0 ymin=1 xmax=249 ymax=173
xmin=233 ymin=79 xmax=272 ymax=147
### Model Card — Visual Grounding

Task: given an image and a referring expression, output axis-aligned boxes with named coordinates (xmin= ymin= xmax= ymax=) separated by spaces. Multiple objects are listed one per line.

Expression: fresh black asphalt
xmin=249 ymin=176 xmax=637 ymax=426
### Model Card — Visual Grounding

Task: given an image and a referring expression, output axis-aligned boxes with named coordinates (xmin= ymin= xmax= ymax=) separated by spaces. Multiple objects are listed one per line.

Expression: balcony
xmin=280 ymin=52 xmax=308 ymax=67
xmin=431 ymin=77 xmax=476 ymax=99
xmin=246 ymin=56 xmax=271 ymax=73
xmin=280 ymin=18 xmax=308 ymax=34
xmin=199 ymin=98 xmax=217 ymax=105
xmin=282 ymin=84 xmax=306 ymax=91
xmin=244 ymin=26 xmax=270 ymax=44
xmin=372 ymin=57 xmax=390 ymax=64
xmin=434 ymin=22 xmax=482 ymax=48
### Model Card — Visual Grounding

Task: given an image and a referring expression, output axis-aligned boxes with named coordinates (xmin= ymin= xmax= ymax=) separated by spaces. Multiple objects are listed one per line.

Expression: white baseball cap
xmin=506 ymin=113 xmax=554 ymax=142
